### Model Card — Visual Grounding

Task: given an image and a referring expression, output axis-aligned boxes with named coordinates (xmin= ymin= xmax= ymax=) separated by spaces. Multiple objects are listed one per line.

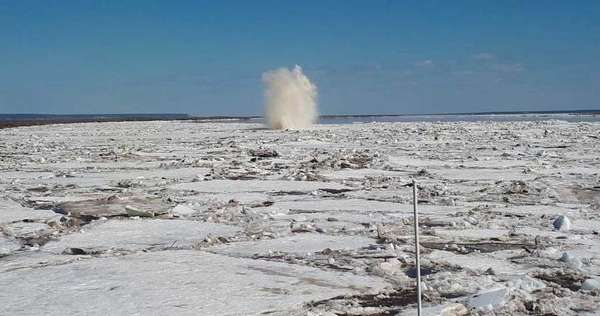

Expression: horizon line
xmin=1 ymin=108 xmax=599 ymax=119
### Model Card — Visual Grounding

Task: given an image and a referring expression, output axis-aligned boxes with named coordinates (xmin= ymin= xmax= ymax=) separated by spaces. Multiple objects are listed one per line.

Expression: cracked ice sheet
xmin=266 ymin=199 xmax=462 ymax=217
xmin=427 ymin=250 xmax=525 ymax=274
xmin=0 ymin=171 xmax=56 ymax=182
xmin=184 ymin=192 xmax=269 ymax=205
xmin=388 ymin=156 xmax=533 ymax=169
xmin=0 ymin=250 xmax=389 ymax=316
xmin=25 ymin=194 xmax=111 ymax=206
xmin=1 ymin=173 xmax=110 ymax=188
xmin=433 ymin=228 xmax=510 ymax=240
xmin=491 ymin=205 xmax=581 ymax=217
xmin=3 ymin=222 xmax=51 ymax=239
xmin=42 ymin=219 xmax=240 ymax=254
xmin=268 ymin=199 xmax=401 ymax=213
xmin=39 ymin=160 xmax=165 ymax=170
xmin=322 ymin=168 xmax=409 ymax=180
xmin=430 ymin=168 xmax=536 ymax=181
xmin=0 ymin=252 xmax=86 ymax=273
xmin=0 ymin=199 xmax=59 ymax=225
xmin=210 ymin=233 xmax=376 ymax=257
xmin=1 ymin=169 xmax=207 ymax=190
xmin=100 ymin=167 xmax=211 ymax=182
xmin=170 ymin=179 xmax=350 ymax=193
xmin=2 ymin=119 xmax=600 ymax=314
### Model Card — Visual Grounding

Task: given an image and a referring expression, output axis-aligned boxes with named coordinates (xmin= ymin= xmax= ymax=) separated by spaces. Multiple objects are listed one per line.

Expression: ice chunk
xmin=3 ymin=222 xmax=50 ymax=239
xmin=0 ymin=199 xmax=59 ymax=225
xmin=505 ymin=275 xmax=546 ymax=292
xmin=559 ymin=252 xmax=582 ymax=269
xmin=466 ymin=288 xmax=507 ymax=311
xmin=0 ymin=235 xmax=20 ymax=257
xmin=581 ymin=278 xmax=600 ymax=291
xmin=553 ymin=215 xmax=571 ymax=231
xmin=171 ymin=204 xmax=197 ymax=217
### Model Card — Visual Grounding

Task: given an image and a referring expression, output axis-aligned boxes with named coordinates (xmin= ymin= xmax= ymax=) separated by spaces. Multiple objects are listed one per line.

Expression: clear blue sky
xmin=1 ymin=1 xmax=599 ymax=115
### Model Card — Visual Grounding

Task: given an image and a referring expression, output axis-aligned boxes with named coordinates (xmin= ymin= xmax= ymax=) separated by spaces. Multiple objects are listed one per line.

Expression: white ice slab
xmin=0 ymin=250 xmax=389 ymax=315
xmin=0 ymin=199 xmax=59 ymax=225
xmin=43 ymin=219 xmax=240 ymax=254
xmin=269 ymin=199 xmax=402 ymax=214
xmin=466 ymin=287 xmax=508 ymax=311
xmin=170 ymin=179 xmax=350 ymax=193
xmin=434 ymin=228 xmax=510 ymax=240
xmin=427 ymin=250 xmax=524 ymax=274
xmin=432 ymin=168 xmax=535 ymax=181
xmin=268 ymin=199 xmax=459 ymax=218
xmin=211 ymin=233 xmax=375 ymax=257
xmin=3 ymin=222 xmax=51 ymax=239
xmin=322 ymin=168 xmax=408 ymax=180
xmin=185 ymin=192 xmax=270 ymax=204
xmin=103 ymin=167 xmax=210 ymax=181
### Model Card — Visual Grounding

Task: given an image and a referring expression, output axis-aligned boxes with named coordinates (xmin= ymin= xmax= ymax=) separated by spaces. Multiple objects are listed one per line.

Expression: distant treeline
xmin=0 ymin=114 xmax=256 ymax=129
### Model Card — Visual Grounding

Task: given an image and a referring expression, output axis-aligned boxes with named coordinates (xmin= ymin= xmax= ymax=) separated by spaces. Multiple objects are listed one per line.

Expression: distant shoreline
xmin=320 ymin=109 xmax=600 ymax=118
xmin=0 ymin=110 xmax=598 ymax=129
xmin=0 ymin=114 xmax=255 ymax=129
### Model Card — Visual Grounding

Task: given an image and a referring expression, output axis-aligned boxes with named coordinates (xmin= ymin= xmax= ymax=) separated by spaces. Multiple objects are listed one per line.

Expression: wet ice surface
xmin=1 ymin=120 xmax=599 ymax=315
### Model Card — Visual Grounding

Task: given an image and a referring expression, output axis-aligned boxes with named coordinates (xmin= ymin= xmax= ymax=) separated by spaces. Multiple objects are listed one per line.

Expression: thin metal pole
xmin=413 ymin=179 xmax=422 ymax=316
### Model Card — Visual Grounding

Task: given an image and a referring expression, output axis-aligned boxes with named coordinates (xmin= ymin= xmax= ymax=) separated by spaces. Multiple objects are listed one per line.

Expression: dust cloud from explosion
xmin=262 ymin=65 xmax=318 ymax=129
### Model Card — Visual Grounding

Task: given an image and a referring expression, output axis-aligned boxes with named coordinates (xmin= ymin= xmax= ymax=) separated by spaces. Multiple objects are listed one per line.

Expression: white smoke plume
xmin=262 ymin=65 xmax=318 ymax=129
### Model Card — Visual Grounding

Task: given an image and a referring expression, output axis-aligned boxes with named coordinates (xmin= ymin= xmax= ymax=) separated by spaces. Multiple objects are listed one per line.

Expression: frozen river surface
xmin=1 ymin=120 xmax=599 ymax=315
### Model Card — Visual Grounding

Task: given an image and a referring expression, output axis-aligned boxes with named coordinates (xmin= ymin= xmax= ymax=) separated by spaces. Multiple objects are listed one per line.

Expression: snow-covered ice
xmin=1 ymin=119 xmax=599 ymax=315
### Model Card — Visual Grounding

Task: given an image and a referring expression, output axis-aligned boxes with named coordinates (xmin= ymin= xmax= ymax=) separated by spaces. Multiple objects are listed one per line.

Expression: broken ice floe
xmin=43 ymin=219 xmax=240 ymax=254
xmin=1 ymin=120 xmax=600 ymax=315
xmin=0 ymin=250 xmax=389 ymax=315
